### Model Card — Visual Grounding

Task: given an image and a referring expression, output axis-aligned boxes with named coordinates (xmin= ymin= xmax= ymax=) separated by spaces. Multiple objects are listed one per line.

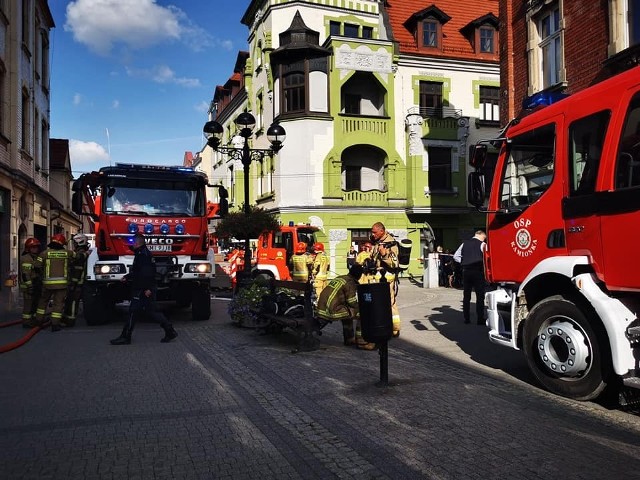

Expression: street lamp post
xmin=203 ymin=113 xmax=286 ymax=288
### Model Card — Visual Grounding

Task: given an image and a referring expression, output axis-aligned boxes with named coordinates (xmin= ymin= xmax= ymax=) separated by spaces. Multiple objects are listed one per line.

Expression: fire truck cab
xmin=72 ymin=163 xmax=215 ymax=324
xmin=254 ymin=223 xmax=319 ymax=280
xmin=468 ymin=65 xmax=640 ymax=400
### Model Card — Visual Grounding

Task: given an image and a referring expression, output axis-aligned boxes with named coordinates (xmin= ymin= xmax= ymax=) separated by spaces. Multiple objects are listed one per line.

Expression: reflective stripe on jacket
xmin=19 ymin=253 xmax=39 ymax=290
xmin=313 ymin=252 xmax=329 ymax=280
xmin=35 ymin=248 xmax=73 ymax=289
xmin=291 ymin=253 xmax=310 ymax=282
xmin=316 ymin=275 xmax=359 ymax=321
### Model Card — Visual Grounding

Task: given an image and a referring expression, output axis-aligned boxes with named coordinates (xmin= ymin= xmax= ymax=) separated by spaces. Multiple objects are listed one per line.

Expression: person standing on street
xmin=63 ymin=233 xmax=90 ymax=327
xmin=346 ymin=245 xmax=357 ymax=269
xmin=111 ymin=233 xmax=178 ymax=345
xmin=33 ymin=234 xmax=75 ymax=332
xmin=453 ymin=230 xmax=487 ymax=325
xmin=311 ymin=242 xmax=329 ymax=300
xmin=370 ymin=222 xmax=401 ymax=337
xmin=291 ymin=241 xmax=312 ymax=283
xmin=19 ymin=238 xmax=42 ymax=328
xmin=355 ymin=242 xmax=374 ymax=284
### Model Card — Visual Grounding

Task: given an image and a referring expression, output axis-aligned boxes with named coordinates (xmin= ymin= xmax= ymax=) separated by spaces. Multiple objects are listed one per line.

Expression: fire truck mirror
xmin=467 ymin=171 xmax=486 ymax=208
xmin=71 ymin=191 xmax=83 ymax=215
xmin=469 ymin=144 xmax=488 ymax=169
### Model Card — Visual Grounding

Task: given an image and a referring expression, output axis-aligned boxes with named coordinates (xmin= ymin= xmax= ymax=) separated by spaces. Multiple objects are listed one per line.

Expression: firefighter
xmin=19 ymin=238 xmax=42 ymax=328
xmin=33 ymin=233 xmax=75 ymax=332
xmin=291 ymin=241 xmax=311 ymax=282
xmin=355 ymin=242 xmax=375 ymax=284
xmin=110 ymin=233 xmax=178 ymax=345
xmin=63 ymin=233 xmax=90 ymax=327
xmin=316 ymin=263 xmax=376 ymax=350
xmin=370 ymin=222 xmax=401 ymax=337
xmin=311 ymin=242 xmax=329 ymax=299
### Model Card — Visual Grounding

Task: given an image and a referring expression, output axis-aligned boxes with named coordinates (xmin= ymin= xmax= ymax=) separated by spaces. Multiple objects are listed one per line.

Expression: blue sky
xmin=49 ymin=0 xmax=250 ymax=177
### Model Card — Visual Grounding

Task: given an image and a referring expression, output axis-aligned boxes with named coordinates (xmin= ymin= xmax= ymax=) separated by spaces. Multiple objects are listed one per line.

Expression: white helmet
xmin=73 ymin=233 xmax=88 ymax=247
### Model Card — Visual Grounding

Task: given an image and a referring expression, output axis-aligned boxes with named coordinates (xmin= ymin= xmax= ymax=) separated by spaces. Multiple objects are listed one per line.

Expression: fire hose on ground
xmin=0 ymin=319 xmax=50 ymax=354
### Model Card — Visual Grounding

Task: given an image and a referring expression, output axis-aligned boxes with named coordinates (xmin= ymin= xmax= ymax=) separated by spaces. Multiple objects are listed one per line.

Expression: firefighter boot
xmin=355 ymin=328 xmax=376 ymax=351
xmin=341 ymin=319 xmax=355 ymax=346
xmin=110 ymin=327 xmax=132 ymax=345
xmin=160 ymin=325 xmax=178 ymax=343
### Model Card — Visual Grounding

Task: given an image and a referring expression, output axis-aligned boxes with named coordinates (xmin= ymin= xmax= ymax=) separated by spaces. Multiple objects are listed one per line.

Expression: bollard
xmin=357 ymin=280 xmax=393 ymax=386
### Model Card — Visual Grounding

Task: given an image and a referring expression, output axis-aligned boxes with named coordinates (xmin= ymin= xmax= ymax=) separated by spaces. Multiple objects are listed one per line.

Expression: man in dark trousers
xmin=110 ymin=233 xmax=177 ymax=345
xmin=453 ymin=230 xmax=487 ymax=325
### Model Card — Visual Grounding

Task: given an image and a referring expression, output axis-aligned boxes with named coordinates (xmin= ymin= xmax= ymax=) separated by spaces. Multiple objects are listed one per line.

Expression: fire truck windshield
xmin=103 ymin=183 xmax=204 ymax=216
xmin=499 ymin=123 xmax=555 ymax=210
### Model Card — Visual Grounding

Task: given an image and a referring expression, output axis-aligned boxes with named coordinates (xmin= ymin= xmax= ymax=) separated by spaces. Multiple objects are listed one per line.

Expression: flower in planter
xmin=228 ymin=282 xmax=270 ymax=327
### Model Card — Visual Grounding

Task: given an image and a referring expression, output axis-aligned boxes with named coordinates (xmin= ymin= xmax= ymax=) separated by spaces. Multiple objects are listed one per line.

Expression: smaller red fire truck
xmin=468 ymin=65 xmax=640 ymax=401
xmin=254 ymin=223 xmax=319 ymax=280
xmin=72 ymin=163 xmax=215 ymax=324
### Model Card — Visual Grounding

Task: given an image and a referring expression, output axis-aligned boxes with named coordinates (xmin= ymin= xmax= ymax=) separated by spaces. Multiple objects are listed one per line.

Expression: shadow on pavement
xmin=421 ymin=300 xmax=536 ymax=387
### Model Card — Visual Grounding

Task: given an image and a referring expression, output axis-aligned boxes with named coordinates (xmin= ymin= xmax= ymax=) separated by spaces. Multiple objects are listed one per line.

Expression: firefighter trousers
xmin=21 ymin=288 xmax=40 ymax=326
xmin=35 ymin=287 xmax=67 ymax=327
xmin=63 ymin=286 xmax=83 ymax=326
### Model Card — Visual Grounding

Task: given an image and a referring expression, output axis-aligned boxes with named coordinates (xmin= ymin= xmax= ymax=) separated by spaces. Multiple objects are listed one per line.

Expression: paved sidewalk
xmin=1 ymin=281 xmax=639 ymax=479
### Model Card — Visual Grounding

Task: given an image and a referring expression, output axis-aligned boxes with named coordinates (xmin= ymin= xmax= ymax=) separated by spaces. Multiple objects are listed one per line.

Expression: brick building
xmin=499 ymin=0 xmax=640 ymax=123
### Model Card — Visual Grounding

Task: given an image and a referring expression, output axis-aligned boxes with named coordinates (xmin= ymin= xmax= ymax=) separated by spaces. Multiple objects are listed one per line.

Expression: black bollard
xmin=358 ymin=278 xmax=393 ymax=386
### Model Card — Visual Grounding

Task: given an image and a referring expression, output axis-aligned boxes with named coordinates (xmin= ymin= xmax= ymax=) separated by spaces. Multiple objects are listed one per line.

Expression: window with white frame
xmin=538 ymin=7 xmax=562 ymax=88
xmin=479 ymin=86 xmax=500 ymax=122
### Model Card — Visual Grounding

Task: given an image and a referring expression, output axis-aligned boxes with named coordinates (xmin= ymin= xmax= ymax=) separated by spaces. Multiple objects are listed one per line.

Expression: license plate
xmin=147 ymin=245 xmax=172 ymax=252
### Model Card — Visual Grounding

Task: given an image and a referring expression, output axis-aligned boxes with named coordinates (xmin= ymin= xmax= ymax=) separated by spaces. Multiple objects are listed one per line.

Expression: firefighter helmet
xmin=313 ymin=242 xmax=325 ymax=252
xmin=73 ymin=233 xmax=88 ymax=247
xmin=25 ymin=238 xmax=40 ymax=249
xmin=295 ymin=241 xmax=307 ymax=254
xmin=51 ymin=233 xmax=67 ymax=245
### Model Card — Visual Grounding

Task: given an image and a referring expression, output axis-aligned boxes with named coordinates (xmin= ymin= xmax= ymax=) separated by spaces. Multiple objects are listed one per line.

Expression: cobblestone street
xmin=1 ymin=282 xmax=639 ymax=479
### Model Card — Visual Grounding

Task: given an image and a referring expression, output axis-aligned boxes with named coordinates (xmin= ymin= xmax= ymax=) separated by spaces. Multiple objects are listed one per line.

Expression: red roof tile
xmin=385 ymin=0 xmax=499 ymax=61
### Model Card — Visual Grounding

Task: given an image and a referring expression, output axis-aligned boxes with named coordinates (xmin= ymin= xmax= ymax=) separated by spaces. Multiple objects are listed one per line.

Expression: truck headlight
xmin=185 ymin=263 xmax=211 ymax=273
xmin=95 ymin=264 xmax=126 ymax=274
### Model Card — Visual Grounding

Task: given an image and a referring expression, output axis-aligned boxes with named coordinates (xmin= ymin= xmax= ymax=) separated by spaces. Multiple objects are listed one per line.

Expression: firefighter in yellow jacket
xmin=311 ymin=242 xmax=329 ymax=299
xmin=19 ymin=238 xmax=42 ymax=328
xmin=370 ymin=222 xmax=401 ymax=337
xmin=355 ymin=242 xmax=375 ymax=284
xmin=34 ymin=233 xmax=75 ymax=332
xmin=316 ymin=263 xmax=376 ymax=350
xmin=63 ymin=233 xmax=90 ymax=327
xmin=291 ymin=241 xmax=311 ymax=282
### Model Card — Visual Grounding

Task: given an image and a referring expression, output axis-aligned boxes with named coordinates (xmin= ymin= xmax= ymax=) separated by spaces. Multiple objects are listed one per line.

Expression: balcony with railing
xmin=339 ymin=114 xmax=391 ymax=143
xmin=340 ymin=188 xmax=389 ymax=206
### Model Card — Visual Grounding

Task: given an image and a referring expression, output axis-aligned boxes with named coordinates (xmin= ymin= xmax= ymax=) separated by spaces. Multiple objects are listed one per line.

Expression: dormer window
xmin=404 ymin=5 xmax=451 ymax=52
xmin=461 ymin=13 xmax=499 ymax=56
xmin=422 ymin=20 xmax=439 ymax=47
xmin=479 ymin=27 xmax=494 ymax=53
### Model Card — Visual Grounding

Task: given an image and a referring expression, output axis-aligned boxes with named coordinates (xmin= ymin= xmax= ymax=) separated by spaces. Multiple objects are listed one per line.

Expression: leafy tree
xmin=214 ymin=204 xmax=280 ymax=240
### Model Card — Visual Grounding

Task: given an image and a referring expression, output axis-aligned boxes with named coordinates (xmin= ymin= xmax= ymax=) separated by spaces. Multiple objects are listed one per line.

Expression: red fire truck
xmin=468 ymin=65 xmax=640 ymax=400
xmin=254 ymin=223 xmax=319 ymax=280
xmin=71 ymin=163 xmax=215 ymax=324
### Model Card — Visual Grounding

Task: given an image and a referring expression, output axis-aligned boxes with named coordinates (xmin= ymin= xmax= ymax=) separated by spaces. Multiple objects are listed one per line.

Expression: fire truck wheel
xmin=191 ymin=287 xmax=211 ymax=321
xmin=523 ymin=295 xmax=612 ymax=401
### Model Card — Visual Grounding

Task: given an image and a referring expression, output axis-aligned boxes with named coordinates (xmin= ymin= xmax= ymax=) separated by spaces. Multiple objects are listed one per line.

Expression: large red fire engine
xmin=468 ymin=65 xmax=640 ymax=400
xmin=71 ymin=163 xmax=215 ymax=324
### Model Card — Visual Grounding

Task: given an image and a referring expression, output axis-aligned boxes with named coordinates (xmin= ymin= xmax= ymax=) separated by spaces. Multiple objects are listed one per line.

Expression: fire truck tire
xmin=191 ymin=287 xmax=211 ymax=321
xmin=82 ymin=287 xmax=112 ymax=326
xmin=523 ymin=295 xmax=612 ymax=401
